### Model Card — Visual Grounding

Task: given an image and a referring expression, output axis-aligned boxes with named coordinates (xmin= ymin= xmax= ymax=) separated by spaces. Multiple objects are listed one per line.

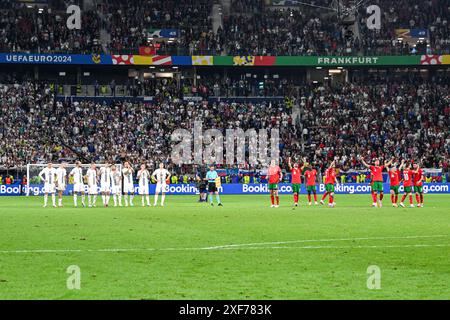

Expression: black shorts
xmin=199 ymin=183 xmax=207 ymax=193
xmin=208 ymin=182 xmax=217 ymax=193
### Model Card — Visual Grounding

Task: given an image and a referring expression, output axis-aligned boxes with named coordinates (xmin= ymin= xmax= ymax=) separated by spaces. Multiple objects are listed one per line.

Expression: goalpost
xmin=26 ymin=163 xmax=123 ymax=196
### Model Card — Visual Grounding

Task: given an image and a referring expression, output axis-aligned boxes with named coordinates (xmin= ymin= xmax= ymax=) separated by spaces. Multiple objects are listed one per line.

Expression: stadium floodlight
xmin=26 ymin=163 xmax=123 ymax=196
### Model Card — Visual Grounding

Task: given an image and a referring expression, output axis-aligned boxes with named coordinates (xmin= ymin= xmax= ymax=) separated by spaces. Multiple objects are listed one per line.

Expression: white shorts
xmin=43 ymin=183 xmax=55 ymax=193
xmin=100 ymin=183 xmax=111 ymax=193
xmin=138 ymin=184 xmax=149 ymax=195
xmin=123 ymin=183 xmax=135 ymax=194
xmin=111 ymin=186 xmax=121 ymax=195
xmin=155 ymin=183 xmax=167 ymax=193
xmin=73 ymin=183 xmax=85 ymax=193
xmin=88 ymin=185 xmax=98 ymax=195
xmin=56 ymin=183 xmax=66 ymax=191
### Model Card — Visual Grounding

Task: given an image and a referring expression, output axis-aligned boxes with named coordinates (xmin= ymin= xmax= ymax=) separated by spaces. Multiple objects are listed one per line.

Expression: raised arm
xmin=384 ymin=157 xmax=394 ymax=168
xmin=398 ymin=159 xmax=405 ymax=171
xmin=287 ymin=157 xmax=293 ymax=170
xmin=359 ymin=156 xmax=370 ymax=169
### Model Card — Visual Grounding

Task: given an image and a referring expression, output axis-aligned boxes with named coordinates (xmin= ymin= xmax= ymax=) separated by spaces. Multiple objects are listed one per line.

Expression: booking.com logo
xmin=171 ymin=121 xmax=280 ymax=166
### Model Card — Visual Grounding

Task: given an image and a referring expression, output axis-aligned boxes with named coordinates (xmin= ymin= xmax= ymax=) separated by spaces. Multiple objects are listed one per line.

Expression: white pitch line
xmin=0 ymin=235 xmax=448 ymax=254
xmin=218 ymin=244 xmax=450 ymax=250
xmin=200 ymin=234 xmax=450 ymax=250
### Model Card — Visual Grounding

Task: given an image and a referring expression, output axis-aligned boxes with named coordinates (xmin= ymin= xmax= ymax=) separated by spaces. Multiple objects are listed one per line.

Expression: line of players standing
xmin=38 ymin=161 xmax=171 ymax=208
xmin=267 ymin=156 xmax=427 ymax=208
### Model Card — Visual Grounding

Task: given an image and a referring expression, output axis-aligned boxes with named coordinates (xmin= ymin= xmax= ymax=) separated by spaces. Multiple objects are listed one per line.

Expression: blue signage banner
xmin=2 ymin=183 xmax=450 ymax=196
xmin=0 ymin=53 xmax=112 ymax=65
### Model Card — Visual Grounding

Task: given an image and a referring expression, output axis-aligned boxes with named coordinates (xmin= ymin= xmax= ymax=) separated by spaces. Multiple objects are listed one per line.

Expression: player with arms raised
xmin=399 ymin=161 xmax=415 ymax=208
xmin=413 ymin=162 xmax=425 ymax=207
xmin=55 ymin=163 xmax=67 ymax=207
xmin=70 ymin=161 xmax=85 ymax=207
xmin=152 ymin=163 xmax=171 ymax=206
xmin=38 ymin=162 xmax=57 ymax=208
xmin=320 ymin=159 xmax=336 ymax=207
xmin=288 ymin=157 xmax=306 ymax=207
xmin=137 ymin=164 xmax=151 ymax=207
xmin=304 ymin=160 xmax=318 ymax=205
xmin=359 ymin=156 xmax=394 ymax=207
xmin=267 ymin=159 xmax=282 ymax=208
xmin=122 ymin=161 xmax=135 ymax=206
xmin=386 ymin=160 xmax=404 ymax=207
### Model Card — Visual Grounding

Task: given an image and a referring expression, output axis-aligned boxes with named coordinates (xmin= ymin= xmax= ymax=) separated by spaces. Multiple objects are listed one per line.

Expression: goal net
xmin=26 ymin=163 xmax=123 ymax=196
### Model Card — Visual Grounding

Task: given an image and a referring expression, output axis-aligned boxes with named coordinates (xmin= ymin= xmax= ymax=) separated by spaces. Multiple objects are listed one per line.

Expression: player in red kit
xmin=267 ymin=159 xmax=282 ymax=208
xmin=399 ymin=162 xmax=415 ymax=208
xmin=413 ymin=162 xmax=424 ymax=207
xmin=385 ymin=160 xmax=404 ymax=207
xmin=288 ymin=157 xmax=306 ymax=207
xmin=304 ymin=161 xmax=318 ymax=205
xmin=360 ymin=156 xmax=394 ymax=208
xmin=320 ymin=159 xmax=336 ymax=207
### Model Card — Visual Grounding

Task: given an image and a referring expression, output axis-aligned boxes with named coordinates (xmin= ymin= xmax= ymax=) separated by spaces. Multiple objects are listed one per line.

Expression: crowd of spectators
xmin=0 ymin=0 xmax=103 ymax=53
xmin=298 ymin=80 xmax=449 ymax=172
xmin=0 ymin=0 xmax=449 ymax=56
xmin=0 ymin=78 xmax=448 ymax=177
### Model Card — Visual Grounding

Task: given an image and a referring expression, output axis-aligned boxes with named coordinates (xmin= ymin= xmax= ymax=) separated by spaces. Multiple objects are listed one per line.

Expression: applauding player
xmin=304 ymin=161 xmax=318 ymax=205
xmin=267 ymin=159 xmax=282 ymax=208
xmin=386 ymin=160 xmax=404 ymax=207
xmin=320 ymin=159 xmax=336 ymax=207
xmin=413 ymin=162 xmax=425 ymax=207
xmin=399 ymin=162 xmax=415 ymax=208
xmin=359 ymin=156 xmax=394 ymax=208
xmin=288 ymin=157 xmax=306 ymax=207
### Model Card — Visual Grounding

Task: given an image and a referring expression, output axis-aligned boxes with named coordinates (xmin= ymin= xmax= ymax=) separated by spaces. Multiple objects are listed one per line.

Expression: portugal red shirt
xmin=370 ymin=165 xmax=384 ymax=182
xmin=268 ymin=165 xmax=281 ymax=184
xmin=413 ymin=168 xmax=424 ymax=186
xmin=291 ymin=167 xmax=301 ymax=184
xmin=389 ymin=170 xmax=400 ymax=186
xmin=304 ymin=169 xmax=317 ymax=186
xmin=325 ymin=168 xmax=336 ymax=184
xmin=402 ymin=169 xmax=414 ymax=187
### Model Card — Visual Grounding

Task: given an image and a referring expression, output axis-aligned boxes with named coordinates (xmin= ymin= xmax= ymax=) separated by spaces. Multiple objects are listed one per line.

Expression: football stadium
xmin=0 ymin=0 xmax=449 ymax=303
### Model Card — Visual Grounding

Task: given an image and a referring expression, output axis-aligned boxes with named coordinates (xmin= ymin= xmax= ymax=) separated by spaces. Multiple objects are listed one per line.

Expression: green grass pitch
xmin=0 ymin=194 xmax=449 ymax=299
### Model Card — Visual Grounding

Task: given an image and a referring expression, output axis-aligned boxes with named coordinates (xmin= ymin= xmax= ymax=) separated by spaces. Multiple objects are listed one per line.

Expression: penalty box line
xmin=0 ymin=235 xmax=448 ymax=254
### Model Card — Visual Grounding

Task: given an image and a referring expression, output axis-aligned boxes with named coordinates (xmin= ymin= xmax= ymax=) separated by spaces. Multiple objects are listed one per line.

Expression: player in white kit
xmin=137 ymin=164 xmax=151 ymax=206
xmin=122 ymin=161 xmax=135 ymax=206
xmin=86 ymin=163 xmax=99 ymax=207
xmin=38 ymin=162 xmax=57 ymax=208
xmin=70 ymin=161 xmax=86 ymax=207
xmin=110 ymin=165 xmax=122 ymax=207
xmin=151 ymin=163 xmax=171 ymax=206
xmin=99 ymin=163 xmax=112 ymax=207
xmin=55 ymin=163 xmax=67 ymax=207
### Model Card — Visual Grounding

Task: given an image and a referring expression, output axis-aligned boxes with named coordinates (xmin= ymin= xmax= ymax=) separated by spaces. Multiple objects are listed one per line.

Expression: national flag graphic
xmin=192 ymin=56 xmax=213 ymax=66
xmin=233 ymin=56 xmax=255 ymax=66
xmin=139 ymin=46 xmax=156 ymax=56
xmin=152 ymin=55 xmax=172 ymax=65
xmin=111 ymin=55 xmax=134 ymax=65
xmin=420 ymin=55 xmax=442 ymax=65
